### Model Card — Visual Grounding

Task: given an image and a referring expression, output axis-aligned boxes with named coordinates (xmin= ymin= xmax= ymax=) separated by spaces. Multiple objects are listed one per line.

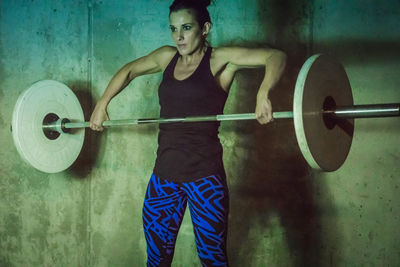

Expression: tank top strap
xmin=200 ymin=46 xmax=212 ymax=68
xmin=164 ymin=51 xmax=180 ymax=76
xmin=194 ymin=46 xmax=213 ymax=77
xmin=163 ymin=47 xmax=213 ymax=78
xmin=205 ymin=46 xmax=212 ymax=59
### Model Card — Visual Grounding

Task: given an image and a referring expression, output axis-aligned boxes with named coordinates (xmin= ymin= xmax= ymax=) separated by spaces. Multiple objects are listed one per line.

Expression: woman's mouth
xmin=178 ymin=44 xmax=186 ymax=50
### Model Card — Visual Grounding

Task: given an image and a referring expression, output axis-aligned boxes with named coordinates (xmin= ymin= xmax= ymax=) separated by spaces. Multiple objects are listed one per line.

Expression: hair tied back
xmin=171 ymin=0 xmax=213 ymax=9
xmin=170 ymin=0 xmax=214 ymax=26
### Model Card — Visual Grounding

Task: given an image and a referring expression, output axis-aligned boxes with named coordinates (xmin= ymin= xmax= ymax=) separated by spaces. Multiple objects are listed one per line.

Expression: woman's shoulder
xmin=211 ymin=46 xmax=231 ymax=53
xmin=153 ymin=45 xmax=177 ymax=58
xmin=210 ymin=46 xmax=232 ymax=65
xmin=211 ymin=46 xmax=242 ymax=60
xmin=150 ymin=46 xmax=177 ymax=70
xmin=156 ymin=45 xmax=177 ymax=53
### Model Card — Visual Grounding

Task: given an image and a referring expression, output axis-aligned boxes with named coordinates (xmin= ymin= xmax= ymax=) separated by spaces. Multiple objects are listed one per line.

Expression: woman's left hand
xmin=255 ymin=91 xmax=273 ymax=124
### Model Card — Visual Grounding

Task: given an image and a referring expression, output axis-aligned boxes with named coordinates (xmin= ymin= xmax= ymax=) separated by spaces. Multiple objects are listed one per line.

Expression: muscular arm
xmin=90 ymin=46 xmax=176 ymax=130
xmin=216 ymin=47 xmax=287 ymax=124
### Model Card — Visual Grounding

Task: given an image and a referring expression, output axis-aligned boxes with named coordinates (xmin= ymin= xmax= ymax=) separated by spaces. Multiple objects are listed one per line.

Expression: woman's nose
xmin=177 ymin=30 xmax=184 ymax=41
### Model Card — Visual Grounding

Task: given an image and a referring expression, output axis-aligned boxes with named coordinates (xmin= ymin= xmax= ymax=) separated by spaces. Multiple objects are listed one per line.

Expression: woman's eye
xmin=183 ymin=26 xmax=191 ymax=31
xmin=170 ymin=27 xmax=176 ymax=32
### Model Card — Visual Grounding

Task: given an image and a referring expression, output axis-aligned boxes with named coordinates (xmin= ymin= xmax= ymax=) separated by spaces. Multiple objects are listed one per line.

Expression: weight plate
xmin=12 ymin=80 xmax=85 ymax=173
xmin=294 ymin=54 xmax=354 ymax=171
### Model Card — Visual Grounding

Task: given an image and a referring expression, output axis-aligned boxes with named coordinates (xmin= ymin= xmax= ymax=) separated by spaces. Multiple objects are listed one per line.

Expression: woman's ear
xmin=202 ymin=22 xmax=212 ymax=37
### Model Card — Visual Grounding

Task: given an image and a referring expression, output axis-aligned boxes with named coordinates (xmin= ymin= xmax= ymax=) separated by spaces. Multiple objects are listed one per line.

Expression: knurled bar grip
xmin=52 ymin=111 xmax=293 ymax=130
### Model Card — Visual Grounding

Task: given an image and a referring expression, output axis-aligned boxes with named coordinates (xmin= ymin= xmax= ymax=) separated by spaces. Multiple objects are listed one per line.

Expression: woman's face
xmin=169 ymin=9 xmax=207 ymax=56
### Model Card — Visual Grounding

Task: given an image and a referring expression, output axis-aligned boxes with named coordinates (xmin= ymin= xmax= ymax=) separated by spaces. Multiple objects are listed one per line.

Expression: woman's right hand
xmin=89 ymin=102 xmax=109 ymax=131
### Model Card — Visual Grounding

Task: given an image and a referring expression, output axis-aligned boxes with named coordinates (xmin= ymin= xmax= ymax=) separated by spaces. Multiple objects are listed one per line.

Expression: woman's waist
xmin=159 ymin=122 xmax=220 ymax=136
xmin=158 ymin=128 xmax=221 ymax=149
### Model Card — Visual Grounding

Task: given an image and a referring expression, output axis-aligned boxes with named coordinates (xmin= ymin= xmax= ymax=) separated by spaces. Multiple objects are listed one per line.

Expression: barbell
xmin=11 ymin=54 xmax=400 ymax=173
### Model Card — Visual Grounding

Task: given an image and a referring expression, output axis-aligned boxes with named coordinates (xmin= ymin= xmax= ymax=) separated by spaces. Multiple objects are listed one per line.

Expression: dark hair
xmin=169 ymin=0 xmax=213 ymax=26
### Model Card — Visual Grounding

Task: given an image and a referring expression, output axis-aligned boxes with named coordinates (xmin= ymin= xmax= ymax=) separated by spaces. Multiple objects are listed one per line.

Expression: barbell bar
xmin=42 ymin=103 xmax=399 ymax=134
xmin=11 ymin=54 xmax=400 ymax=173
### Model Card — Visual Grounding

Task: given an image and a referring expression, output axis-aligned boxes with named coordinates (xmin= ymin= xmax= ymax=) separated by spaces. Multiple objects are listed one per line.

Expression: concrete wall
xmin=0 ymin=1 xmax=90 ymax=266
xmin=310 ymin=1 xmax=400 ymax=266
xmin=1 ymin=0 xmax=399 ymax=266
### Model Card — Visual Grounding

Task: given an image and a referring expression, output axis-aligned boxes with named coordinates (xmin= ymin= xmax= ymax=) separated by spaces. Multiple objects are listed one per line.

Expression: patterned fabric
xmin=143 ymin=174 xmax=229 ymax=267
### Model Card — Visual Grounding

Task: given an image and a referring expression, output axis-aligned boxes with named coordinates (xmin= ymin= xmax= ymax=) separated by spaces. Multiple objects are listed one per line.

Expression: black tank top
xmin=153 ymin=47 xmax=228 ymax=182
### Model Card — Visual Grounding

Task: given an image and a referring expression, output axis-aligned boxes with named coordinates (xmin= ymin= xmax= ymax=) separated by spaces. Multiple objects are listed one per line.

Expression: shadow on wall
xmin=313 ymin=39 xmax=400 ymax=65
xmin=64 ymin=81 xmax=158 ymax=179
xmin=224 ymin=0 xmax=342 ymax=266
xmin=65 ymin=81 xmax=104 ymax=179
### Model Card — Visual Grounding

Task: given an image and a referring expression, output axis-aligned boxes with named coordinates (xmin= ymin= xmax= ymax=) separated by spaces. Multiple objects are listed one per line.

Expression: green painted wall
xmin=0 ymin=0 xmax=399 ymax=266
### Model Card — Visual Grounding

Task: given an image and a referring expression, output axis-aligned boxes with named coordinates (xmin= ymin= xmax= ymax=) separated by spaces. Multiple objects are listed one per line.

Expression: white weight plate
xmin=12 ymin=80 xmax=85 ymax=173
xmin=293 ymin=54 xmax=354 ymax=172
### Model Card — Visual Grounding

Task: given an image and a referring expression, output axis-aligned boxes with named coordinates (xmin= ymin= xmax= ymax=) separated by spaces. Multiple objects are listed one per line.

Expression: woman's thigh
xmin=183 ymin=174 xmax=230 ymax=266
xmin=142 ymin=174 xmax=188 ymax=266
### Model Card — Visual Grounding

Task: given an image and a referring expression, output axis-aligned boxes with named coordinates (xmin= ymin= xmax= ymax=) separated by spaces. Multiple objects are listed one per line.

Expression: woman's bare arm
xmin=90 ymin=46 xmax=176 ymax=131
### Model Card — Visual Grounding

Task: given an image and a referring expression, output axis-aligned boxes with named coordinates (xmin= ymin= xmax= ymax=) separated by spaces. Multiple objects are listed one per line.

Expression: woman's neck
xmin=180 ymin=44 xmax=208 ymax=65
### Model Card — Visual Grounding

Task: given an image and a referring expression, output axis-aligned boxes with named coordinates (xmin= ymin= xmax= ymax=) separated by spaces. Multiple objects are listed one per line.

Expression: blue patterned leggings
xmin=142 ymin=174 xmax=229 ymax=267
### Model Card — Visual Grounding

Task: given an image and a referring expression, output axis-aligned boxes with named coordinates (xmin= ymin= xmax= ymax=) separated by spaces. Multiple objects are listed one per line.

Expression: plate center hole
xmin=43 ymin=113 xmax=60 ymax=140
xmin=323 ymin=96 xmax=337 ymax=130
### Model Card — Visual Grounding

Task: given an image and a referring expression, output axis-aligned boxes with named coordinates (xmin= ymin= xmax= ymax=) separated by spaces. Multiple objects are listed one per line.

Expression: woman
xmin=90 ymin=0 xmax=286 ymax=266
